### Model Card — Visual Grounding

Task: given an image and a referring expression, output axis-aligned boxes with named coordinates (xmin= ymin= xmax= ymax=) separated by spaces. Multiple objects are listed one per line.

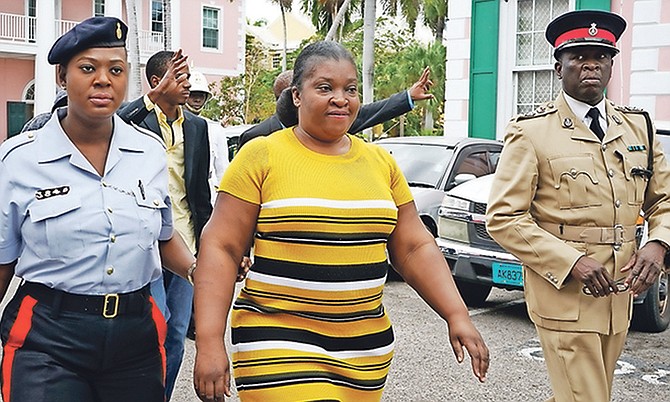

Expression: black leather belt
xmin=21 ymin=282 xmax=151 ymax=318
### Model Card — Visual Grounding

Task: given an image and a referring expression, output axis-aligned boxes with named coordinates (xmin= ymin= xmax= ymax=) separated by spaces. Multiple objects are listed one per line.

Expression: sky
xmin=246 ymin=1 xmax=299 ymax=24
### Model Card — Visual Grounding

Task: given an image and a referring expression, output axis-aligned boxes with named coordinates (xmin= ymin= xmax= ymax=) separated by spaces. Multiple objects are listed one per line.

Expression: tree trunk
xmin=362 ymin=0 xmax=375 ymax=141
xmin=125 ymin=0 xmax=142 ymax=99
xmin=324 ymin=0 xmax=352 ymax=41
xmin=280 ymin=5 xmax=287 ymax=71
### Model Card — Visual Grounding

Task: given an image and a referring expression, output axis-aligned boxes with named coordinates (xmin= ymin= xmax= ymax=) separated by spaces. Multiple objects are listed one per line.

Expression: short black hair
xmin=291 ymin=41 xmax=356 ymax=91
xmin=276 ymin=88 xmax=298 ymax=127
xmin=145 ymin=50 xmax=174 ymax=83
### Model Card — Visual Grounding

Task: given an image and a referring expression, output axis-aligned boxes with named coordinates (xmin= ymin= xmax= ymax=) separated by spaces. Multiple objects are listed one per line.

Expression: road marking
xmin=518 ymin=343 xmax=643 ymax=378
xmin=469 ymin=298 xmax=526 ymax=316
xmin=642 ymin=369 xmax=670 ymax=385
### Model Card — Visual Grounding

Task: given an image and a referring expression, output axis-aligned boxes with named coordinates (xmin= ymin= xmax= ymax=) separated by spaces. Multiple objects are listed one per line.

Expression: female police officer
xmin=0 ymin=17 xmax=195 ymax=402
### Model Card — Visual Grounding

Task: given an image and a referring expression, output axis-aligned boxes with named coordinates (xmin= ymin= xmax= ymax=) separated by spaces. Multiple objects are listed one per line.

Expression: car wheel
xmin=630 ymin=270 xmax=669 ymax=333
xmin=454 ymin=279 xmax=492 ymax=307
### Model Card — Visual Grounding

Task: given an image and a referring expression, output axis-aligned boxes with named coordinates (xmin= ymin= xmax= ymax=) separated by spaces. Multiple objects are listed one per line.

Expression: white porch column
xmin=34 ymin=1 xmax=57 ymax=114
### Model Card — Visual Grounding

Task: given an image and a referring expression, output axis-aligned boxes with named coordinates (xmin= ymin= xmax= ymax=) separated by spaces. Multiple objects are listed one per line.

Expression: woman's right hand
xmin=193 ymin=340 xmax=231 ymax=401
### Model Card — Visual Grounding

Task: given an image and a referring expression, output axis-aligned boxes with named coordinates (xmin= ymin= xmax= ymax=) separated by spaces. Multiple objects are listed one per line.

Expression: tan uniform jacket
xmin=486 ymin=92 xmax=670 ymax=334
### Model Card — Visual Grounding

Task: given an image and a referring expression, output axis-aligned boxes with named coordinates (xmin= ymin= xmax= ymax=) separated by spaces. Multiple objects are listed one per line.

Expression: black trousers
xmin=0 ymin=283 xmax=167 ymax=402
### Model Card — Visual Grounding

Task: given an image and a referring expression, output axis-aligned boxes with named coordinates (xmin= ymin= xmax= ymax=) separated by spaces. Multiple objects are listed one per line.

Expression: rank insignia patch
xmin=627 ymin=145 xmax=646 ymax=152
xmin=35 ymin=186 xmax=70 ymax=200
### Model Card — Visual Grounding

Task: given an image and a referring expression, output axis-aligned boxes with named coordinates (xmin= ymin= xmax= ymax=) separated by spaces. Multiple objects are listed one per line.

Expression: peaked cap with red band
xmin=546 ymin=10 xmax=626 ymax=58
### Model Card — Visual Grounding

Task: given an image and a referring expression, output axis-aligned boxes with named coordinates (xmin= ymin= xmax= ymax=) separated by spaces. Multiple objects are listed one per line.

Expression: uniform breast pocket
xmin=26 ymin=196 xmax=84 ymax=259
xmin=548 ymin=155 xmax=602 ymax=209
xmin=135 ymin=191 xmax=168 ymax=251
xmin=618 ymin=151 xmax=648 ymax=206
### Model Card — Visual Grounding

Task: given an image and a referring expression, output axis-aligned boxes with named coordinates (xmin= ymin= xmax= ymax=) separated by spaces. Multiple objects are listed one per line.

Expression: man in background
xmin=185 ymin=70 xmax=231 ymax=204
xmin=118 ymin=49 xmax=211 ymax=401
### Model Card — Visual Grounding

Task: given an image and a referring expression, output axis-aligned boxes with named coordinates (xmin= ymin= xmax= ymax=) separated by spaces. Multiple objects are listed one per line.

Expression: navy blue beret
xmin=546 ymin=10 xmax=626 ymax=58
xmin=48 ymin=16 xmax=128 ymax=65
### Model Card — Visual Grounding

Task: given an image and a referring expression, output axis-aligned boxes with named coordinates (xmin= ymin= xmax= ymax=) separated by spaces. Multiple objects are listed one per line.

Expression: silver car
xmin=376 ymin=136 xmax=503 ymax=237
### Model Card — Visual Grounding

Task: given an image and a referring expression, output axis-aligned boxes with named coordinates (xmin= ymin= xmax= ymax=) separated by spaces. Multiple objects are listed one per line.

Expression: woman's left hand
xmin=447 ymin=317 xmax=490 ymax=383
xmin=236 ymin=256 xmax=252 ymax=282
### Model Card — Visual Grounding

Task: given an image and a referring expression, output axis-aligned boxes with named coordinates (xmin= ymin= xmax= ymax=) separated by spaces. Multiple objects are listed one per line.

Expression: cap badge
xmin=116 ymin=22 xmax=122 ymax=39
xmin=563 ymin=118 xmax=573 ymax=128
xmin=589 ymin=23 xmax=598 ymax=37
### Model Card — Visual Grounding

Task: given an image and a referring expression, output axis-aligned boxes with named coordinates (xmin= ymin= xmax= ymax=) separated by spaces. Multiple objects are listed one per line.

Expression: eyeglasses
xmin=582 ymin=278 xmax=630 ymax=295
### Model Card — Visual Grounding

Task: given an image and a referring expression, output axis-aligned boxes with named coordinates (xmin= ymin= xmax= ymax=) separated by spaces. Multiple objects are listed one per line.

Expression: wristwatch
xmin=187 ymin=261 xmax=197 ymax=285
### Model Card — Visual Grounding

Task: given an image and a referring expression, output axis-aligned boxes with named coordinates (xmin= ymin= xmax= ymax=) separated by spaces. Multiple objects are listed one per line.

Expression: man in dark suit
xmin=118 ymin=49 xmax=211 ymax=401
xmin=238 ymin=67 xmax=434 ymax=149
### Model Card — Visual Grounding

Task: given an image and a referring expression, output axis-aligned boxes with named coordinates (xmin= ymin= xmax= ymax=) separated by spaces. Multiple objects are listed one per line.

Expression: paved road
xmin=172 ymin=282 xmax=670 ymax=401
xmin=1 ymin=278 xmax=666 ymax=401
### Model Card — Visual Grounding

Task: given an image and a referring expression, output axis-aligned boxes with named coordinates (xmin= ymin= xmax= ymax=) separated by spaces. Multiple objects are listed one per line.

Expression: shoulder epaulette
xmin=513 ymin=102 xmax=559 ymax=122
xmin=129 ymin=122 xmax=167 ymax=150
xmin=0 ymin=130 xmax=37 ymax=161
xmin=613 ymin=102 xmax=647 ymax=114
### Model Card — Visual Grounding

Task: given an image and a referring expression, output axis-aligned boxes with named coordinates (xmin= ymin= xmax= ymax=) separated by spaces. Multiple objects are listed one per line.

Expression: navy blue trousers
xmin=0 ymin=285 xmax=167 ymax=402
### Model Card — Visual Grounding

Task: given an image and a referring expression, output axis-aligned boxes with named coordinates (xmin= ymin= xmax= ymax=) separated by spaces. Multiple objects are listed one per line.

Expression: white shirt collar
xmin=563 ymin=92 xmax=607 ymax=125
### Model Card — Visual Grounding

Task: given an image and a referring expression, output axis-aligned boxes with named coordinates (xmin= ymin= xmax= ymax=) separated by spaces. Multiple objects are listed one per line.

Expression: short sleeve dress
xmin=220 ymin=128 xmax=414 ymax=401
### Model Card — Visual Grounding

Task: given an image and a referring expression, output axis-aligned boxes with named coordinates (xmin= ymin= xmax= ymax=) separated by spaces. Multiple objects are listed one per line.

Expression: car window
xmin=379 ymin=143 xmax=455 ymax=187
xmin=453 ymin=150 xmax=501 ymax=178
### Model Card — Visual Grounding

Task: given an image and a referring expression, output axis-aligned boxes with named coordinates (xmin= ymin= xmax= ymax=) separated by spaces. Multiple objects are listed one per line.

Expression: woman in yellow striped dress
xmin=192 ymin=41 xmax=489 ymax=402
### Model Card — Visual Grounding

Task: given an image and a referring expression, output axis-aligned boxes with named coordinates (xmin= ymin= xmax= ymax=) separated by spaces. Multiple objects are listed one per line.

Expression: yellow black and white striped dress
xmin=220 ymin=128 xmax=413 ymax=401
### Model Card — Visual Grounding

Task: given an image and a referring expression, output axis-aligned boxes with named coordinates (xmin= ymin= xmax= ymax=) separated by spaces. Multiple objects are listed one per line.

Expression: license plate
xmin=492 ymin=262 xmax=523 ymax=287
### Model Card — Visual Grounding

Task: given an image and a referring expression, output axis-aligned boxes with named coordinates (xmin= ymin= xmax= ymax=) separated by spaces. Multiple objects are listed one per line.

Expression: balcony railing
xmin=0 ymin=13 xmax=35 ymax=42
xmin=0 ymin=12 xmax=164 ymax=55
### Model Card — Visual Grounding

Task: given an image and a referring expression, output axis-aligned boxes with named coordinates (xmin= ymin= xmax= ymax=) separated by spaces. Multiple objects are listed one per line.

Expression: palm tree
xmin=381 ymin=0 xmax=420 ymax=31
xmin=302 ymin=0 xmax=360 ymax=39
xmin=361 ymin=0 xmax=375 ymax=140
xmin=124 ymin=0 xmax=142 ymax=99
xmin=422 ymin=0 xmax=447 ymax=42
xmin=271 ymin=0 xmax=293 ymax=71
xmin=324 ymin=0 xmax=354 ymax=41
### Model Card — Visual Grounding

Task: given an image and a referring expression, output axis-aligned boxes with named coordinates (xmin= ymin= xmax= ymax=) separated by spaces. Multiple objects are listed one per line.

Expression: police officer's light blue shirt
xmin=0 ymin=110 xmax=173 ymax=295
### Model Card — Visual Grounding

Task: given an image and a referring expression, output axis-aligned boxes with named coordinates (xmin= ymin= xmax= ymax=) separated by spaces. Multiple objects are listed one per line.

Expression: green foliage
xmin=204 ymin=5 xmax=447 ymax=136
xmin=341 ymin=17 xmax=446 ymax=137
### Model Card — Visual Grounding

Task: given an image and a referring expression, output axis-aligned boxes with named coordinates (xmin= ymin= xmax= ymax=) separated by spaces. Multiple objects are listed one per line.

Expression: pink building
xmin=0 ymin=0 xmax=246 ymax=141
xmin=444 ymin=0 xmax=670 ymax=140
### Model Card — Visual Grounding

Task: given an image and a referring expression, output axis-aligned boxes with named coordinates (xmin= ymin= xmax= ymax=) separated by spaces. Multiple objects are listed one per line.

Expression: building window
xmin=151 ymin=0 xmax=164 ymax=34
xmin=202 ymin=6 xmax=220 ymax=49
xmin=271 ymin=50 xmax=282 ymax=69
xmin=94 ymin=0 xmax=105 ymax=16
xmin=514 ymin=0 xmax=568 ymax=114
xmin=27 ymin=0 xmax=36 ymax=42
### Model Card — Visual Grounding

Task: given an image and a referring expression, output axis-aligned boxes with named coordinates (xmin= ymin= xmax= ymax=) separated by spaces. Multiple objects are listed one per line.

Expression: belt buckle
xmin=613 ymin=224 xmax=624 ymax=249
xmin=103 ymin=293 xmax=119 ymax=318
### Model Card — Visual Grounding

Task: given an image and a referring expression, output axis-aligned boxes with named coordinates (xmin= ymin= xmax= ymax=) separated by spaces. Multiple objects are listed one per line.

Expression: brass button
xmin=153 ymin=199 xmax=160 ymax=206
xmin=608 ymin=169 xmax=614 ymax=177
xmin=615 ymin=200 xmax=621 ymax=208
xmin=106 ymin=266 xmax=114 ymax=275
xmin=110 ymin=234 xmax=116 ymax=243
xmin=570 ymin=168 xmax=577 ymax=177
xmin=601 ymin=143 xmax=607 ymax=151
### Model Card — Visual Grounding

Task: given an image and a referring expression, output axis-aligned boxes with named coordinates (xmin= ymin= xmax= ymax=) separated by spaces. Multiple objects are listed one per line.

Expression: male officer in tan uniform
xmin=487 ymin=10 xmax=670 ymax=402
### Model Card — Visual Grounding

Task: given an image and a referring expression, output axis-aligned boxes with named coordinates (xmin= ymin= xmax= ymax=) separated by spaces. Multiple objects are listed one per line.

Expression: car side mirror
xmin=453 ymin=173 xmax=476 ymax=186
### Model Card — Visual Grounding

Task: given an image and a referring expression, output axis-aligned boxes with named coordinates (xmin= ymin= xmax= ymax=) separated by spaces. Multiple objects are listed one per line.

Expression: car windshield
xmin=378 ymin=142 xmax=455 ymax=187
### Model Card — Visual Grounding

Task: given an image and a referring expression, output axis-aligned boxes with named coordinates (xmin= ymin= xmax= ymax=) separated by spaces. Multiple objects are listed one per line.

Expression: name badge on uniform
xmin=35 ymin=186 xmax=70 ymax=200
xmin=627 ymin=144 xmax=646 ymax=152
